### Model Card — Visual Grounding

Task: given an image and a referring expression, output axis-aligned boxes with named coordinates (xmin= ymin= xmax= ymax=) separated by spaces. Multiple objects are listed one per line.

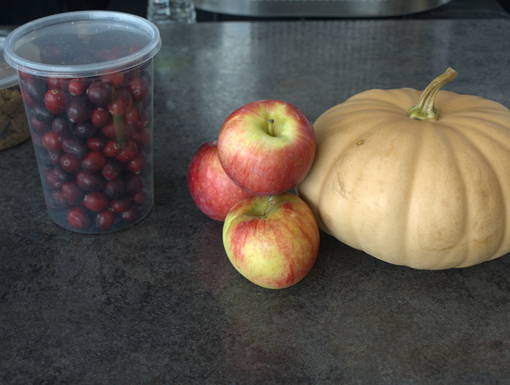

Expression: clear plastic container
xmin=0 ymin=31 xmax=30 ymax=150
xmin=3 ymin=11 xmax=162 ymax=233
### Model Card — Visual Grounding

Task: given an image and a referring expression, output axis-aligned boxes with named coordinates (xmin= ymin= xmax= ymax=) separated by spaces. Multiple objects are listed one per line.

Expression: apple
xmin=188 ymin=141 xmax=253 ymax=222
xmin=217 ymin=99 xmax=316 ymax=196
xmin=223 ymin=192 xmax=320 ymax=289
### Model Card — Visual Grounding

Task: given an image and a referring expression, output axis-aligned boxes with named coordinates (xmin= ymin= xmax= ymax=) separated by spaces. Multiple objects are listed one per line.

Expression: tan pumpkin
xmin=296 ymin=68 xmax=510 ymax=269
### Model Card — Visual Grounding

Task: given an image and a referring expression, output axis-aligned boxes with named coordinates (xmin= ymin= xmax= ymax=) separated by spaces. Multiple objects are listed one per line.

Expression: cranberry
xmin=44 ymin=89 xmax=68 ymax=115
xmin=136 ymin=110 xmax=150 ymax=130
xmin=131 ymin=127 xmax=152 ymax=149
xmin=76 ymin=171 xmax=106 ymax=191
xmin=67 ymin=96 xmax=93 ymax=123
xmin=111 ymin=195 xmax=132 ymax=213
xmin=126 ymin=152 xmax=146 ymax=174
xmin=121 ymin=206 xmax=140 ymax=223
xmin=30 ymin=116 xmax=50 ymax=134
xmin=132 ymin=191 xmax=148 ymax=205
xmin=87 ymin=81 xmax=114 ymax=107
xmin=22 ymin=88 xmax=36 ymax=108
xmin=47 ymin=151 xmax=63 ymax=166
xmin=74 ymin=121 xmax=98 ymax=139
xmin=104 ymin=178 xmax=126 ymax=200
xmin=19 ymin=71 xmax=30 ymax=81
xmin=125 ymin=174 xmax=145 ymax=194
xmin=108 ymin=88 xmax=132 ymax=117
xmin=51 ymin=116 xmax=72 ymax=139
xmin=24 ymin=76 xmax=47 ymax=102
xmin=116 ymin=140 xmax=138 ymax=163
xmin=125 ymin=105 xmax=141 ymax=125
xmin=82 ymin=191 xmax=109 ymax=212
xmin=67 ymin=206 xmax=92 ymax=229
xmin=91 ymin=107 xmax=111 ymax=128
xmin=102 ymin=140 xmax=122 ymax=157
xmin=62 ymin=180 xmax=85 ymax=205
xmin=102 ymin=159 xmax=124 ymax=180
xmin=101 ymin=121 xmax=117 ymax=141
xmin=33 ymin=104 xmax=54 ymax=123
xmin=68 ymin=78 xmax=90 ymax=96
xmin=40 ymin=43 xmax=63 ymax=64
xmin=62 ymin=138 xmax=88 ymax=159
xmin=81 ymin=151 xmax=106 ymax=173
xmin=41 ymin=131 xmax=62 ymax=152
xmin=45 ymin=166 xmax=72 ymax=190
xmin=47 ymin=76 xmax=69 ymax=90
xmin=60 ymin=154 xmax=81 ymax=173
xmin=127 ymin=76 xmax=148 ymax=100
xmin=87 ymin=136 xmax=106 ymax=152
xmin=101 ymin=71 xmax=124 ymax=89
xmin=48 ymin=190 xmax=73 ymax=209
xmin=95 ymin=209 xmax=115 ymax=231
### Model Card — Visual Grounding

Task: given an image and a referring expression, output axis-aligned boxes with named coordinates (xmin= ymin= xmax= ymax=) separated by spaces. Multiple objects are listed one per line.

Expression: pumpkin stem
xmin=409 ymin=67 xmax=458 ymax=121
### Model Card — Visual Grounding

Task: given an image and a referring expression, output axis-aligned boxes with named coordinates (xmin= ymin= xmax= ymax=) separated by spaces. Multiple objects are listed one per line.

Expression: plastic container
xmin=3 ymin=11 xmax=162 ymax=233
xmin=0 ymin=31 xmax=30 ymax=150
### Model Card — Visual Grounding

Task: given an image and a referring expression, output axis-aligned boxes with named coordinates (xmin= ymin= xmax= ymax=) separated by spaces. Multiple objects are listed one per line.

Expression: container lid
xmin=3 ymin=11 xmax=162 ymax=79
xmin=0 ymin=32 xmax=19 ymax=90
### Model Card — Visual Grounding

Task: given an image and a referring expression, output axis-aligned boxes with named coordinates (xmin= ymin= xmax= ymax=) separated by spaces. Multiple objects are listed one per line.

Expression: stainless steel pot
xmin=194 ymin=0 xmax=452 ymax=18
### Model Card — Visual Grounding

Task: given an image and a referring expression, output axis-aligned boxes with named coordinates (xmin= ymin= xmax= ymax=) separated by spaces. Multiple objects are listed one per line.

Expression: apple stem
xmin=262 ymin=196 xmax=275 ymax=216
xmin=267 ymin=119 xmax=275 ymax=137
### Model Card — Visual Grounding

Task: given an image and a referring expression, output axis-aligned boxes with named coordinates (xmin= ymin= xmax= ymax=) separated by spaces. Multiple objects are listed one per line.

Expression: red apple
xmin=223 ymin=192 xmax=320 ymax=289
xmin=217 ymin=99 xmax=315 ymax=196
xmin=188 ymin=141 xmax=253 ymax=222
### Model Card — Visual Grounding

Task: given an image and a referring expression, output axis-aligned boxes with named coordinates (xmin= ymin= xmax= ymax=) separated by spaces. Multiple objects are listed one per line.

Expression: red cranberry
xmin=126 ymin=152 xmax=146 ymax=174
xmin=101 ymin=71 xmax=124 ymax=89
xmin=121 ymin=206 xmax=140 ymax=223
xmin=47 ymin=76 xmax=69 ymax=90
xmin=22 ymin=88 xmax=36 ymax=108
xmin=60 ymin=154 xmax=81 ymax=173
xmin=30 ymin=116 xmax=50 ymax=134
xmin=51 ymin=115 xmax=72 ymax=139
xmin=24 ymin=75 xmax=47 ymax=101
xmin=102 ymin=140 xmax=122 ymax=157
xmin=47 ymin=151 xmax=63 ymax=166
xmin=116 ymin=140 xmax=138 ymax=163
xmin=125 ymin=174 xmax=145 ymax=194
xmin=87 ymin=80 xmax=114 ymax=107
xmin=33 ymin=104 xmax=54 ymax=123
xmin=44 ymin=89 xmax=68 ymax=115
xmin=67 ymin=96 xmax=93 ymax=123
xmin=101 ymin=121 xmax=118 ymax=141
xmin=62 ymin=180 xmax=85 ymax=205
xmin=87 ymin=136 xmax=106 ymax=152
xmin=82 ymin=191 xmax=109 ymax=212
xmin=131 ymin=127 xmax=152 ymax=149
xmin=76 ymin=171 xmax=106 ymax=191
xmin=136 ymin=110 xmax=150 ymax=130
xmin=104 ymin=178 xmax=126 ymax=200
xmin=111 ymin=195 xmax=132 ymax=213
xmin=102 ymin=159 xmax=124 ymax=180
xmin=91 ymin=107 xmax=111 ymax=128
xmin=48 ymin=190 xmax=73 ymax=209
xmin=41 ymin=130 xmax=62 ymax=152
xmin=131 ymin=191 xmax=147 ymax=205
xmin=108 ymin=88 xmax=132 ymax=117
xmin=67 ymin=206 xmax=92 ymax=229
xmin=95 ymin=209 xmax=115 ymax=231
xmin=45 ymin=166 xmax=72 ymax=190
xmin=127 ymin=76 xmax=148 ymax=100
xmin=81 ymin=151 xmax=106 ymax=173
xmin=125 ymin=105 xmax=141 ymax=125
xmin=68 ymin=78 xmax=90 ymax=96
xmin=74 ymin=121 xmax=98 ymax=139
xmin=62 ymin=138 xmax=88 ymax=159
xmin=19 ymin=71 xmax=30 ymax=81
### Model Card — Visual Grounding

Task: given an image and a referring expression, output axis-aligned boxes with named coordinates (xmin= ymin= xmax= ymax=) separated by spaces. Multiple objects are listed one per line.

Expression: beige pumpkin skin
xmin=296 ymin=87 xmax=510 ymax=269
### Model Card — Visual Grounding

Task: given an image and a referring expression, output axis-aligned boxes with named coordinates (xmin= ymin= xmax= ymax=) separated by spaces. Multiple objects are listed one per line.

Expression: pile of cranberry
xmin=20 ymin=38 xmax=154 ymax=232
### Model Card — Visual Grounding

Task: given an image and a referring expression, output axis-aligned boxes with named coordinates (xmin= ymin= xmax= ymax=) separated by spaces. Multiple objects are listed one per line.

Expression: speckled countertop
xmin=1 ymin=19 xmax=510 ymax=384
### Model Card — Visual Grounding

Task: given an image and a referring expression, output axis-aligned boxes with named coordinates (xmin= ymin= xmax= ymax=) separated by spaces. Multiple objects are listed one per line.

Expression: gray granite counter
xmin=1 ymin=19 xmax=510 ymax=384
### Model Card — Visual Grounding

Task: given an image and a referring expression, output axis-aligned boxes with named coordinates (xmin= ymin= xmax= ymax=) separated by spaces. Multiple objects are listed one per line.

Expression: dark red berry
xmin=110 ymin=195 xmax=132 ymax=213
xmin=47 ymin=76 xmax=69 ymax=90
xmin=48 ymin=190 xmax=73 ymax=209
xmin=126 ymin=152 xmax=146 ymax=174
xmin=108 ymin=88 xmax=132 ymax=117
xmin=116 ymin=140 xmax=138 ymax=162
xmin=125 ymin=105 xmax=141 ymax=125
xmin=22 ymin=88 xmax=36 ymax=108
xmin=44 ymin=89 xmax=68 ymax=115
xmin=101 ymin=71 xmax=124 ymax=89
xmin=102 ymin=140 xmax=122 ymax=157
xmin=95 ymin=209 xmax=115 ymax=231
xmin=81 ymin=151 xmax=106 ymax=173
xmin=125 ymin=174 xmax=144 ymax=194
xmin=60 ymin=154 xmax=81 ymax=173
xmin=62 ymin=180 xmax=85 ymax=205
xmin=131 ymin=127 xmax=152 ymax=149
xmin=24 ymin=75 xmax=48 ymax=101
xmin=68 ymin=78 xmax=90 ymax=96
xmin=74 ymin=121 xmax=98 ymax=139
xmin=62 ymin=138 xmax=88 ymax=159
xmin=76 ymin=171 xmax=106 ymax=191
xmin=127 ymin=76 xmax=148 ymax=100
xmin=41 ymin=130 xmax=62 ymax=152
xmin=47 ymin=151 xmax=63 ymax=166
xmin=82 ymin=191 xmax=109 ymax=212
xmin=101 ymin=159 xmax=124 ymax=180
xmin=87 ymin=136 xmax=106 ymax=152
xmin=87 ymin=80 xmax=114 ymax=106
xmin=30 ymin=116 xmax=50 ymax=134
xmin=131 ymin=191 xmax=147 ymax=205
xmin=104 ymin=178 xmax=126 ymax=200
xmin=45 ymin=166 xmax=72 ymax=190
xmin=91 ymin=107 xmax=111 ymax=128
xmin=67 ymin=96 xmax=93 ymax=123
xmin=67 ymin=206 xmax=92 ymax=229
xmin=33 ymin=103 xmax=54 ymax=123
xmin=121 ymin=206 xmax=140 ymax=223
xmin=51 ymin=115 xmax=72 ymax=139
